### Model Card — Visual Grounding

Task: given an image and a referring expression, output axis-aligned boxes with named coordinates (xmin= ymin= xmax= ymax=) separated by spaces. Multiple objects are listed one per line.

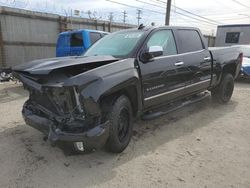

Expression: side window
xmin=146 ymin=30 xmax=177 ymax=56
xmin=177 ymin=30 xmax=204 ymax=53
xmin=70 ymin=33 xmax=83 ymax=47
xmin=90 ymin=32 xmax=102 ymax=44
xmin=225 ymin=32 xmax=240 ymax=43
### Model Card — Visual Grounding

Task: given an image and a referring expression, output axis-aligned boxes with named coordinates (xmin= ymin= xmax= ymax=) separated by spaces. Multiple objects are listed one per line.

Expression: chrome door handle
xmin=174 ymin=61 xmax=184 ymax=66
xmin=204 ymin=57 xmax=211 ymax=61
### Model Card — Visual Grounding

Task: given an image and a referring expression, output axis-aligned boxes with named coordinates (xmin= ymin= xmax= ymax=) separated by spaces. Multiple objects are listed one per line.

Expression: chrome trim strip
xmin=144 ymin=79 xmax=211 ymax=101
xmin=151 ymin=49 xmax=206 ymax=60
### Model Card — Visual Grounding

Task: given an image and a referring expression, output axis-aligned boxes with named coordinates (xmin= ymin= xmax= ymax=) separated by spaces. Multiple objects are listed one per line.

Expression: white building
xmin=215 ymin=24 xmax=250 ymax=47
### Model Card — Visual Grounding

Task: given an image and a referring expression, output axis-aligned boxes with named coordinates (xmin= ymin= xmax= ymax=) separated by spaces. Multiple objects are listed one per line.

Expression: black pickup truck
xmin=13 ymin=26 xmax=242 ymax=153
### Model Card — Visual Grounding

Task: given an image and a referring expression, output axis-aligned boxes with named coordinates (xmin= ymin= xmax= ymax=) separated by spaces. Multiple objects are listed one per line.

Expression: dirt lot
xmin=0 ymin=81 xmax=250 ymax=188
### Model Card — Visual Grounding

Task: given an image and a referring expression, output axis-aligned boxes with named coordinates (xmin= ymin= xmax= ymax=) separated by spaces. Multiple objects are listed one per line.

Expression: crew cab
xmin=13 ymin=26 xmax=242 ymax=153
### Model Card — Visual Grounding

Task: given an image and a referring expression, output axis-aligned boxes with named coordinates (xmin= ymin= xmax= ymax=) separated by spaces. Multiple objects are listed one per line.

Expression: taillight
xmin=239 ymin=53 xmax=243 ymax=64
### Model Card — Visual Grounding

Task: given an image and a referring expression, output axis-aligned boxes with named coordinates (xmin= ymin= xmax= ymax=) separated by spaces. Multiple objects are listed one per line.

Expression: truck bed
xmin=209 ymin=46 xmax=242 ymax=86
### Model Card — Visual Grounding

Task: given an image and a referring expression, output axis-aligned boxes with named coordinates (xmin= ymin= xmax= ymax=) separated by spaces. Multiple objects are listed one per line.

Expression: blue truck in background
xmin=56 ymin=29 xmax=108 ymax=57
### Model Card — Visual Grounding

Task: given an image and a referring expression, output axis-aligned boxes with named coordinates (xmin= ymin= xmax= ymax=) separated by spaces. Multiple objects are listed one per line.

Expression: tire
xmin=103 ymin=95 xmax=133 ymax=153
xmin=211 ymin=73 xmax=234 ymax=104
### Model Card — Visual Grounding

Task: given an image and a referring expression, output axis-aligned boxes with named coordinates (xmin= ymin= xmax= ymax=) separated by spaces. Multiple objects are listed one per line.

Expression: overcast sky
xmin=1 ymin=0 xmax=250 ymax=35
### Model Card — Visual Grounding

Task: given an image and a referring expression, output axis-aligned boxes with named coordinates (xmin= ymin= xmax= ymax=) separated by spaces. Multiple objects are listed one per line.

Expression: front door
xmin=139 ymin=29 xmax=187 ymax=109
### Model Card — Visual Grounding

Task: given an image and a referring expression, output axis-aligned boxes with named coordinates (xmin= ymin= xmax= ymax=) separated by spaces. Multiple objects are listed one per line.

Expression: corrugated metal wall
xmin=0 ymin=6 xmax=135 ymax=68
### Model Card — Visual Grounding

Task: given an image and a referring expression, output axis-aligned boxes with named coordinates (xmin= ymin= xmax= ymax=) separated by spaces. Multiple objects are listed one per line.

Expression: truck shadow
xmin=0 ymin=97 xmax=238 ymax=187
xmin=236 ymin=77 xmax=250 ymax=84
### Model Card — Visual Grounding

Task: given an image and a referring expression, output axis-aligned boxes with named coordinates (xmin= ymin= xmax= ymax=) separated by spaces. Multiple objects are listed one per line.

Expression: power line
xmin=134 ymin=0 xmax=220 ymax=25
xmin=106 ymin=0 xmax=165 ymax=15
xmin=192 ymin=7 xmax=250 ymax=16
xmin=173 ymin=15 xmax=218 ymax=27
xmin=151 ymin=0 xmax=222 ymax=24
xmin=210 ymin=0 xmax=234 ymax=11
xmin=106 ymin=0 xmax=218 ymax=25
xmin=231 ymin=0 xmax=250 ymax=9
xmin=171 ymin=12 xmax=218 ymax=28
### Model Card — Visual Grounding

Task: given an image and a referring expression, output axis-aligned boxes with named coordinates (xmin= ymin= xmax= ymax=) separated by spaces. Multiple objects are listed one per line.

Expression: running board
xmin=142 ymin=92 xmax=210 ymax=121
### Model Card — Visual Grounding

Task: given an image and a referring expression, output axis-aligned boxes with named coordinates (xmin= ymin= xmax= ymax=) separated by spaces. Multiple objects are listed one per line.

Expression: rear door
xmin=175 ymin=29 xmax=212 ymax=92
xmin=70 ymin=32 xmax=85 ymax=56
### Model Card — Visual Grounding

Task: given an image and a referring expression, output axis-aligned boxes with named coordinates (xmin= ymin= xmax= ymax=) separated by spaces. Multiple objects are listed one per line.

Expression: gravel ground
xmin=0 ymin=81 xmax=250 ymax=188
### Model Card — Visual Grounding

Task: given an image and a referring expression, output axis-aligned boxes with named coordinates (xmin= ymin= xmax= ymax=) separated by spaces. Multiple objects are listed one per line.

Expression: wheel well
xmin=223 ymin=63 xmax=236 ymax=77
xmin=100 ymin=86 xmax=139 ymax=117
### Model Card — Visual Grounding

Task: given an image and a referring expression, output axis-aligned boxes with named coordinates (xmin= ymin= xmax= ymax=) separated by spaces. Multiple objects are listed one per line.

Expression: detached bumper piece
xmin=22 ymin=106 xmax=109 ymax=150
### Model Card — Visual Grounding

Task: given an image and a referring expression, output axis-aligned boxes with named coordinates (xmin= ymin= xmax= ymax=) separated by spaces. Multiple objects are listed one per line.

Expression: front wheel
xmin=211 ymin=73 xmax=234 ymax=104
xmin=104 ymin=95 xmax=133 ymax=153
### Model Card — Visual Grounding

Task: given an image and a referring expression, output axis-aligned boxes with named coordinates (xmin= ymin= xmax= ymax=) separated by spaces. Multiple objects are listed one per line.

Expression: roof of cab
xmin=59 ymin=26 xmax=201 ymax=36
xmin=111 ymin=26 xmax=200 ymax=33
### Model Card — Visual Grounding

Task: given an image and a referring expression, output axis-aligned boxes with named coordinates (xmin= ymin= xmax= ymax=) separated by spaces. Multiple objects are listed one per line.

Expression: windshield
xmin=84 ymin=30 xmax=144 ymax=58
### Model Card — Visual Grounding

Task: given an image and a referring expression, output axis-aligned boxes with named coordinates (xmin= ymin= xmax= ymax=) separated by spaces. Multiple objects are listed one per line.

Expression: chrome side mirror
xmin=141 ymin=46 xmax=163 ymax=62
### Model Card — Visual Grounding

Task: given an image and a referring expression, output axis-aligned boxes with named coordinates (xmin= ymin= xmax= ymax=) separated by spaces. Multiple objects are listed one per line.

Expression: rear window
xmin=225 ymin=32 xmax=240 ymax=43
xmin=90 ymin=32 xmax=102 ymax=44
xmin=177 ymin=30 xmax=204 ymax=53
xmin=70 ymin=33 xmax=83 ymax=47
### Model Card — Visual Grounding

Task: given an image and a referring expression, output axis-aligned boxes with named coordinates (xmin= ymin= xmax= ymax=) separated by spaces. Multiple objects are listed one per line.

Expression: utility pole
xmin=87 ymin=10 xmax=92 ymax=19
xmin=108 ymin=12 xmax=114 ymax=22
xmin=136 ymin=9 xmax=142 ymax=26
xmin=70 ymin=9 xmax=73 ymax=30
xmin=165 ymin=0 xmax=172 ymax=25
xmin=122 ymin=10 xmax=127 ymax=23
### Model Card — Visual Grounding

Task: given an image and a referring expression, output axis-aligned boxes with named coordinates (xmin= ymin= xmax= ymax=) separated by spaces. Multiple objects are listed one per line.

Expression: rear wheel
xmin=103 ymin=95 xmax=133 ymax=153
xmin=211 ymin=73 xmax=234 ymax=103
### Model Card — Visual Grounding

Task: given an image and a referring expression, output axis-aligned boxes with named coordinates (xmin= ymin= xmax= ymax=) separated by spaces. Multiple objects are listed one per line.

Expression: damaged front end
xmin=22 ymin=84 xmax=109 ymax=150
xmin=12 ymin=56 xmax=120 ymax=150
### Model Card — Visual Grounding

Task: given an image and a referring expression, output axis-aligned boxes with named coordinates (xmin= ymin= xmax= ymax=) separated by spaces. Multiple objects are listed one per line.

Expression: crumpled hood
xmin=13 ymin=55 xmax=119 ymax=75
